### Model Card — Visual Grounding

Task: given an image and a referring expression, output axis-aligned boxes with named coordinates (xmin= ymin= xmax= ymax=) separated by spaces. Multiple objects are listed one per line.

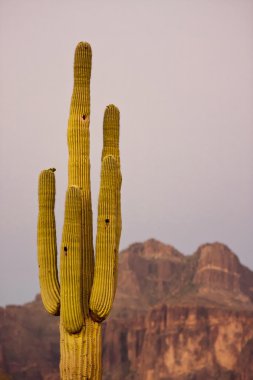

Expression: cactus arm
xmin=60 ymin=186 xmax=84 ymax=333
xmin=68 ymin=42 xmax=92 ymax=188
xmin=102 ymin=105 xmax=122 ymax=296
xmin=102 ymin=105 xmax=120 ymax=162
xmin=67 ymin=42 xmax=94 ymax=317
xmin=89 ymin=155 xmax=119 ymax=321
xmin=37 ymin=169 xmax=60 ymax=315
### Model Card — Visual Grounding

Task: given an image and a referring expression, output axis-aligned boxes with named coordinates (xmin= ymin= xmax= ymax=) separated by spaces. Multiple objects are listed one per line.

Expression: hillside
xmin=1 ymin=239 xmax=253 ymax=379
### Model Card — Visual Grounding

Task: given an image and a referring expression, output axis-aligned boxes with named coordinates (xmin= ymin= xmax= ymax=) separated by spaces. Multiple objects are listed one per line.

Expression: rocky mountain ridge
xmin=1 ymin=239 xmax=253 ymax=379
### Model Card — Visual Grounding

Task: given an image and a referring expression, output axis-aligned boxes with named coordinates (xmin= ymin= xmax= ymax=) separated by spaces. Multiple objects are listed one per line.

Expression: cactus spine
xmin=37 ymin=42 xmax=121 ymax=379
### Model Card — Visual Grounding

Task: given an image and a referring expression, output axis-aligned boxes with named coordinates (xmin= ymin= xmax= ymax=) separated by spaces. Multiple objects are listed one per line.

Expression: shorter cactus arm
xmin=102 ymin=105 xmax=120 ymax=161
xmin=89 ymin=155 xmax=119 ymax=321
xmin=102 ymin=105 xmax=122 ymax=296
xmin=60 ymin=186 xmax=84 ymax=333
xmin=37 ymin=169 xmax=60 ymax=315
xmin=102 ymin=105 xmax=122 ymax=246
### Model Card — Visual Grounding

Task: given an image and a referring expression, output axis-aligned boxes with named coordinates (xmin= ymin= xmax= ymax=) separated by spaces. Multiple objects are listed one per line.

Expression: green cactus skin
xmin=37 ymin=42 xmax=121 ymax=380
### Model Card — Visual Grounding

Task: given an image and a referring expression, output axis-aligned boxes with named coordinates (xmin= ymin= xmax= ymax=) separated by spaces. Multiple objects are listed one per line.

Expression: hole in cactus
xmin=82 ymin=114 xmax=86 ymax=120
xmin=105 ymin=218 xmax=110 ymax=224
xmin=64 ymin=246 xmax=67 ymax=255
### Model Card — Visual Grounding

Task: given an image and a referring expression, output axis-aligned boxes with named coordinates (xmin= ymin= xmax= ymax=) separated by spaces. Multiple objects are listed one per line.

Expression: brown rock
xmin=193 ymin=243 xmax=241 ymax=291
xmin=1 ymin=239 xmax=253 ymax=380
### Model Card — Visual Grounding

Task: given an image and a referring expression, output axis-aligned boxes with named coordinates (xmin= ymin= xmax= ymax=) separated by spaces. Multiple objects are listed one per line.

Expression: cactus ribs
xmin=37 ymin=42 xmax=122 ymax=380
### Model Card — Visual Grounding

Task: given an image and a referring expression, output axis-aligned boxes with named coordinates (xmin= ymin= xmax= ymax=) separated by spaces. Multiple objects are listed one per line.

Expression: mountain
xmin=1 ymin=239 xmax=253 ymax=380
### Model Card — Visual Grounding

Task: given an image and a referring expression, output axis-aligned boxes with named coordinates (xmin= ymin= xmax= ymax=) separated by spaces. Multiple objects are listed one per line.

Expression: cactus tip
xmin=75 ymin=41 xmax=92 ymax=54
xmin=106 ymin=104 xmax=119 ymax=113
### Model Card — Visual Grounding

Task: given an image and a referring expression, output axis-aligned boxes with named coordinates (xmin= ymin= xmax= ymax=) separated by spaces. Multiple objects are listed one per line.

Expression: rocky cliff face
xmin=103 ymin=305 xmax=253 ymax=380
xmin=1 ymin=239 xmax=253 ymax=380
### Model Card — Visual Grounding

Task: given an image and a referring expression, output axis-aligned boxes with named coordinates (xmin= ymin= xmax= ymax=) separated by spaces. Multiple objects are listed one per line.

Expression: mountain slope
xmin=1 ymin=239 xmax=253 ymax=379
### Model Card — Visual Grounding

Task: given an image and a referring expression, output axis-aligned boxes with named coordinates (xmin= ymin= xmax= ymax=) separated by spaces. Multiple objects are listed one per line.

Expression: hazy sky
xmin=0 ymin=0 xmax=253 ymax=306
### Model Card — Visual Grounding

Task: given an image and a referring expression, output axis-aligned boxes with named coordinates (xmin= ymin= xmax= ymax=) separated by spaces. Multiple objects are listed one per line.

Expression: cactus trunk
xmin=37 ymin=42 xmax=121 ymax=379
xmin=60 ymin=319 xmax=102 ymax=379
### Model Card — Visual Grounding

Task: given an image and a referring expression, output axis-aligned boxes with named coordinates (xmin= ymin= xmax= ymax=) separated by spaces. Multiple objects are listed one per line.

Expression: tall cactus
xmin=37 ymin=42 xmax=122 ymax=379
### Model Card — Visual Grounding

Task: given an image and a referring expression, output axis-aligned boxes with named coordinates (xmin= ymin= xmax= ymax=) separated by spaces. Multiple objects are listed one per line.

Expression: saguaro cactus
xmin=37 ymin=42 xmax=122 ymax=379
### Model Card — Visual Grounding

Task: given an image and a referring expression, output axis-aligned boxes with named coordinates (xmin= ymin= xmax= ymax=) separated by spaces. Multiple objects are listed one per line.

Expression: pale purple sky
xmin=0 ymin=0 xmax=253 ymax=306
